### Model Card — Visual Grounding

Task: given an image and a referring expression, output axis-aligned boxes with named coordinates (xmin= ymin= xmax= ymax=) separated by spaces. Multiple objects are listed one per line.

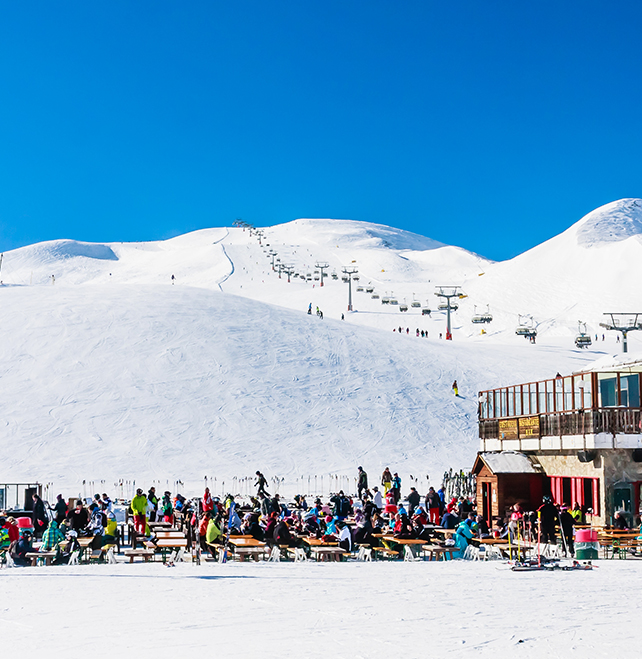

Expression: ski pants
xmin=429 ymin=508 xmax=440 ymax=524
xmin=134 ymin=514 xmax=146 ymax=534
xmin=540 ymin=524 xmax=556 ymax=545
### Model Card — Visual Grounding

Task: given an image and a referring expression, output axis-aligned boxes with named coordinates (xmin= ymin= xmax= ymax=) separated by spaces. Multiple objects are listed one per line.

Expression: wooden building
xmin=475 ymin=358 xmax=642 ymax=526
xmin=472 ymin=452 xmax=543 ymax=520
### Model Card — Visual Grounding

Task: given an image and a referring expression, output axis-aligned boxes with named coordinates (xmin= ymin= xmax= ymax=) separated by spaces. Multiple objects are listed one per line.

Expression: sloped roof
xmin=474 ymin=451 xmax=541 ymax=475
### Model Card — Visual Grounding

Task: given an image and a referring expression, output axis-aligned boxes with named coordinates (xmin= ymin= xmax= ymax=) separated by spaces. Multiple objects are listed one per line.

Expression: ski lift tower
xmin=434 ymin=286 xmax=463 ymax=340
xmin=342 ymin=266 xmax=359 ymax=311
xmin=269 ymin=250 xmax=278 ymax=271
xmin=315 ymin=262 xmax=330 ymax=287
xmin=599 ymin=313 xmax=642 ymax=353
xmin=283 ymin=265 xmax=295 ymax=283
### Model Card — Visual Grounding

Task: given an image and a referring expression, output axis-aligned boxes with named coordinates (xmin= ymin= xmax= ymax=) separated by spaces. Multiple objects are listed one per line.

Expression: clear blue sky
xmin=1 ymin=1 xmax=640 ymax=261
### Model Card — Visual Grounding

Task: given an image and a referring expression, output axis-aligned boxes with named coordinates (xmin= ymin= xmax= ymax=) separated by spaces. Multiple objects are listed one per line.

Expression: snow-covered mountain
xmin=1 ymin=200 xmax=640 ymax=496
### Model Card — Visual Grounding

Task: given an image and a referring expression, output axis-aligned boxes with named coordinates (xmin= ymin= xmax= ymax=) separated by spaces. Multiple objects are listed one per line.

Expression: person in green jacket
xmin=40 ymin=520 xmax=66 ymax=552
xmin=205 ymin=514 xmax=223 ymax=556
xmin=131 ymin=489 xmax=148 ymax=534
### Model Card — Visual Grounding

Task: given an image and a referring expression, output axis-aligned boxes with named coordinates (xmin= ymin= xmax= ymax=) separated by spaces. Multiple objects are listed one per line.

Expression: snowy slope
xmin=1 ymin=201 xmax=640 ymax=495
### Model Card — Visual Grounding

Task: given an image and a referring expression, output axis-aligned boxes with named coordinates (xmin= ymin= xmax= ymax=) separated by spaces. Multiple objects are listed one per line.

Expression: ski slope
xmin=1 ymin=200 xmax=640 ymax=495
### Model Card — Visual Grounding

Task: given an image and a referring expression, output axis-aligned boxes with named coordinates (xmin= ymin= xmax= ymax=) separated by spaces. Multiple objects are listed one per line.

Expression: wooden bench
xmin=26 ymin=551 xmax=57 ymax=566
xmin=123 ymin=548 xmax=155 ymax=563
xmin=373 ymin=547 xmax=400 ymax=560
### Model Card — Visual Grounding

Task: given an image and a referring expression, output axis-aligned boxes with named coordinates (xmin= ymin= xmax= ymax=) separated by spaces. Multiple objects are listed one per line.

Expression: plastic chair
xmin=268 ymin=546 xmax=281 ymax=562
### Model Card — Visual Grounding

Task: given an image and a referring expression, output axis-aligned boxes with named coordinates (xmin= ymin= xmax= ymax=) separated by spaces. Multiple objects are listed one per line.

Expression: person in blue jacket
xmin=450 ymin=521 xmax=473 ymax=559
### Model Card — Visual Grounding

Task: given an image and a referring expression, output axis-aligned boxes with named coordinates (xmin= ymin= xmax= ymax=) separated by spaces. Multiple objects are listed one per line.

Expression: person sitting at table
xmin=303 ymin=510 xmax=319 ymax=536
xmin=450 ymin=521 xmax=473 ymax=559
xmin=337 ymin=522 xmax=353 ymax=552
xmin=475 ymin=515 xmax=490 ymax=538
xmin=324 ymin=515 xmax=338 ymax=539
xmin=264 ymin=512 xmax=278 ymax=544
xmin=10 ymin=529 xmax=33 ymax=567
xmin=393 ymin=512 xmax=413 ymax=539
xmin=354 ymin=514 xmax=376 ymax=546
xmin=40 ymin=520 xmax=65 ymax=552
xmin=425 ymin=487 xmax=441 ymax=524
xmin=87 ymin=503 xmax=107 ymax=549
xmin=67 ymin=500 xmax=90 ymax=535
xmin=246 ymin=513 xmax=265 ymax=541
xmin=205 ymin=514 xmax=223 ymax=555
xmin=613 ymin=511 xmax=629 ymax=530
xmin=273 ymin=517 xmax=295 ymax=547
xmin=441 ymin=509 xmax=460 ymax=530
xmin=372 ymin=487 xmax=383 ymax=512
xmin=570 ymin=502 xmax=584 ymax=524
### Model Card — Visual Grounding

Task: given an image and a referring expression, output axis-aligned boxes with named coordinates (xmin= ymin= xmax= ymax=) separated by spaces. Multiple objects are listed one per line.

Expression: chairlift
xmin=341 ymin=275 xmax=349 ymax=283
xmin=331 ymin=271 xmax=339 ymax=280
xmin=389 ymin=296 xmax=399 ymax=305
xmin=356 ymin=286 xmax=364 ymax=292
xmin=365 ymin=285 xmax=374 ymax=293
xmin=515 ymin=315 xmax=537 ymax=340
xmin=313 ymin=275 xmax=320 ymax=281
xmin=575 ymin=321 xmax=592 ymax=349
xmin=399 ymin=299 xmax=408 ymax=312
xmin=306 ymin=273 xmax=312 ymax=281
xmin=411 ymin=294 xmax=421 ymax=308
xmin=353 ymin=275 xmax=360 ymax=281
xmin=438 ymin=300 xmax=458 ymax=311
xmin=381 ymin=293 xmax=390 ymax=304
xmin=371 ymin=293 xmax=380 ymax=300
xmin=471 ymin=305 xmax=493 ymax=324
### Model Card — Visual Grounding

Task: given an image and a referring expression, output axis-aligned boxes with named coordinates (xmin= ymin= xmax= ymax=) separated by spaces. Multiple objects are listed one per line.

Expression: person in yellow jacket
xmin=205 ymin=514 xmax=223 ymax=557
xmin=131 ymin=489 xmax=148 ymax=534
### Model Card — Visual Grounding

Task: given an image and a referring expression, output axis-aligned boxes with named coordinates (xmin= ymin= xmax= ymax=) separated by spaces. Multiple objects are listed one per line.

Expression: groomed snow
xmin=1 ymin=561 xmax=636 ymax=658
xmin=1 ymin=199 xmax=641 ymax=495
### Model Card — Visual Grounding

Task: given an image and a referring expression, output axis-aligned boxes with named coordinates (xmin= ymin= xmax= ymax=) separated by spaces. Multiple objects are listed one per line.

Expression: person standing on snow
xmin=391 ymin=473 xmax=402 ymax=504
xmin=202 ymin=487 xmax=214 ymax=514
xmin=161 ymin=491 xmax=174 ymax=524
xmin=131 ymin=489 xmax=148 ymax=535
xmin=425 ymin=487 xmax=441 ymax=524
xmin=32 ymin=493 xmax=49 ymax=538
xmin=147 ymin=487 xmax=159 ymax=522
xmin=381 ymin=468 xmax=393 ymax=494
xmin=452 ymin=380 xmax=459 ymax=396
xmin=357 ymin=467 xmax=368 ymax=499
xmin=308 ymin=303 xmax=312 ymax=315
xmin=538 ymin=495 xmax=558 ymax=545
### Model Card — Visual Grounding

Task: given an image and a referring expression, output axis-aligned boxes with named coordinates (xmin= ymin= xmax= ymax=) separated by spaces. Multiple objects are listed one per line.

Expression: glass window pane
xmin=564 ymin=377 xmax=573 ymax=410
xmin=621 ymin=374 xmax=640 ymax=408
xmin=523 ymin=386 xmax=530 ymax=415
xmin=555 ymin=377 xmax=564 ymax=412
xmin=583 ymin=374 xmax=592 ymax=409
xmin=546 ymin=380 xmax=554 ymax=412
xmin=501 ymin=388 xmax=508 ymax=417
xmin=531 ymin=384 xmax=538 ymax=414
xmin=508 ymin=387 xmax=515 ymax=416
xmin=598 ymin=374 xmax=617 ymax=407
xmin=489 ymin=391 xmax=495 ymax=418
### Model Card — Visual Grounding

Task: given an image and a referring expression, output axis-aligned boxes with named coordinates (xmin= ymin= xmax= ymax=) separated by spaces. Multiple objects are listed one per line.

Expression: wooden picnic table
xmin=26 ymin=551 xmax=57 ymax=566
xmin=310 ymin=546 xmax=345 ymax=562
xmin=381 ymin=536 xmax=426 ymax=545
xmin=421 ymin=545 xmax=457 ymax=561
xmin=302 ymin=537 xmax=338 ymax=547
xmin=432 ymin=528 xmax=456 ymax=536
xmin=227 ymin=537 xmax=268 ymax=561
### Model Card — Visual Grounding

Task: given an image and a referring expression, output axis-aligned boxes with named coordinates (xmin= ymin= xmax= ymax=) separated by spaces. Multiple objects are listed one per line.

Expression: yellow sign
xmin=519 ymin=416 xmax=540 ymax=437
xmin=499 ymin=419 xmax=518 ymax=440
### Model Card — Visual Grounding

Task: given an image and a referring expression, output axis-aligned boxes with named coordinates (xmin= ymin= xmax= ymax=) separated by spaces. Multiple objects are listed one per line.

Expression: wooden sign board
xmin=519 ymin=416 xmax=540 ymax=437
xmin=499 ymin=419 xmax=518 ymax=440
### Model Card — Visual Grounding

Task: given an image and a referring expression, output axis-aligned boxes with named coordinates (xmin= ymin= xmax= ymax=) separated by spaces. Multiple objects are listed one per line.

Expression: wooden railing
xmin=479 ymin=408 xmax=642 ymax=440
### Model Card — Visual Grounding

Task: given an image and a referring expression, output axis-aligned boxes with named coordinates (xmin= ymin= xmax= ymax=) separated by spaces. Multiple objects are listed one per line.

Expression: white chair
xmin=68 ymin=550 xmax=79 ymax=566
xmin=404 ymin=545 xmax=421 ymax=562
xmin=293 ymin=547 xmax=307 ymax=562
xmin=106 ymin=548 xmax=118 ymax=564
xmin=268 ymin=546 xmax=281 ymax=562
xmin=356 ymin=547 xmax=372 ymax=561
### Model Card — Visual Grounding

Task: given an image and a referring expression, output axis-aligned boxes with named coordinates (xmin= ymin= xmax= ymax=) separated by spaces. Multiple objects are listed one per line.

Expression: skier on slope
xmin=452 ymin=380 xmax=459 ymax=396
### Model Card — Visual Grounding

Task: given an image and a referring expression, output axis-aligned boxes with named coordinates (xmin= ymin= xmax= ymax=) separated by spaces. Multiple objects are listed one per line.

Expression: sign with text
xmin=499 ymin=419 xmax=518 ymax=440
xmin=519 ymin=415 xmax=540 ymax=437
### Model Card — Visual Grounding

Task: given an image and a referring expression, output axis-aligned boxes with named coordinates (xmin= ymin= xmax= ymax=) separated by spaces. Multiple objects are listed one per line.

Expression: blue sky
xmin=0 ymin=1 xmax=640 ymax=261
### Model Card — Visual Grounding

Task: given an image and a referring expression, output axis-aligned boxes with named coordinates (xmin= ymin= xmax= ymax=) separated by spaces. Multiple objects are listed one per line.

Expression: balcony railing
xmin=479 ymin=408 xmax=642 ymax=440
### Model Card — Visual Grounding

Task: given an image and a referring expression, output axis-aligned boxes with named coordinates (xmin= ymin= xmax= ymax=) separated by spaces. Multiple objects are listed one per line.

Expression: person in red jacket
xmin=202 ymin=488 xmax=214 ymax=513
xmin=3 ymin=517 xmax=19 ymax=544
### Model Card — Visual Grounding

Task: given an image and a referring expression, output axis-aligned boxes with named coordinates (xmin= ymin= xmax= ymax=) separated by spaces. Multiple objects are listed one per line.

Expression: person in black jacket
xmin=273 ymin=519 xmax=294 ymax=547
xmin=538 ymin=496 xmax=558 ymax=544
xmin=330 ymin=491 xmax=352 ymax=520
xmin=357 ymin=467 xmax=368 ymax=499
xmin=11 ymin=530 xmax=34 ymax=567
xmin=67 ymin=500 xmax=90 ymax=534
xmin=54 ymin=495 xmax=68 ymax=525
xmin=407 ymin=487 xmax=421 ymax=516
xmin=559 ymin=506 xmax=575 ymax=556
xmin=32 ymin=494 xmax=49 ymax=538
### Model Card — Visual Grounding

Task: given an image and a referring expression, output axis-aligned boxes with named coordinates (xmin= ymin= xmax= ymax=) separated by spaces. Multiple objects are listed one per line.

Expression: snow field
xmin=0 ymin=560 xmax=637 ymax=658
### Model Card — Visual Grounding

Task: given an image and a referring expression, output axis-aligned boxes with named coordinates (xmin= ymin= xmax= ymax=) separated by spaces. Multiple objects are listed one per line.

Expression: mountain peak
xmin=575 ymin=198 xmax=642 ymax=247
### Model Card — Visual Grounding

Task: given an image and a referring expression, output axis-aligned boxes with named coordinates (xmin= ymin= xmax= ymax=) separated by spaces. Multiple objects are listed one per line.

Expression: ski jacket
xmin=205 ymin=519 xmax=222 ymax=544
xmin=358 ymin=471 xmax=368 ymax=488
xmin=41 ymin=522 xmax=65 ymax=551
xmin=131 ymin=495 xmax=148 ymax=517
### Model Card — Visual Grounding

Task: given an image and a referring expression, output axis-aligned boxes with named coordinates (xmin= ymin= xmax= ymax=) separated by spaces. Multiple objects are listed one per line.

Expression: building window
xmin=620 ymin=374 xmax=640 ymax=408
xmin=598 ymin=373 xmax=617 ymax=407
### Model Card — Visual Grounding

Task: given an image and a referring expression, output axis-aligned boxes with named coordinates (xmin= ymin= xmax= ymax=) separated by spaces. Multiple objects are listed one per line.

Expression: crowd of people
xmin=3 ymin=468 xmax=640 ymax=566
